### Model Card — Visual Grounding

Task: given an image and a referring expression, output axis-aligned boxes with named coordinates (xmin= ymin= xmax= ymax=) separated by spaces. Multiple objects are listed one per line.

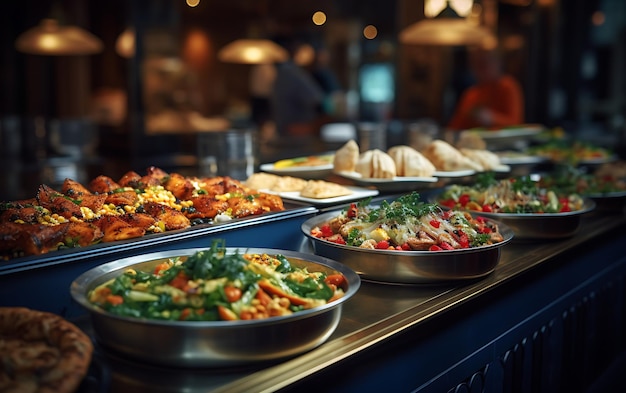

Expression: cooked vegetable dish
xmin=310 ymin=192 xmax=505 ymax=252
xmin=0 ymin=166 xmax=284 ymax=260
xmin=437 ymin=173 xmax=585 ymax=214
xmin=88 ymin=241 xmax=347 ymax=321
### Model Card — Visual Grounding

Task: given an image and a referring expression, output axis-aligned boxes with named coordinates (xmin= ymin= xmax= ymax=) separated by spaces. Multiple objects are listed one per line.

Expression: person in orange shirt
xmin=447 ymin=48 xmax=524 ymax=131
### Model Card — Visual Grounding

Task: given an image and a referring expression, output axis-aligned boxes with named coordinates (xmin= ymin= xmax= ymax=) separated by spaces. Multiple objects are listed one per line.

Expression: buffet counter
xmin=72 ymin=206 xmax=626 ymax=393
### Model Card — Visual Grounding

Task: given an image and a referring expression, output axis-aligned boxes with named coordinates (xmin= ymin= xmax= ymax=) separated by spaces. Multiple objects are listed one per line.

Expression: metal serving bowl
xmin=430 ymin=195 xmax=596 ymax=240
xmin=300 ymin=211 xmax=514 ymax=285
xmin=70 ymin=248 xmax=360 ymax=368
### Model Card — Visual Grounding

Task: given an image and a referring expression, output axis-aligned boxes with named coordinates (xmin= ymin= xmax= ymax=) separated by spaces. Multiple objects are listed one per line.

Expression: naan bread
xmin=456 ymin=132 xmax=487 ymax=150
xmin=387 ymin=145 xmax=436 ymax=177
xmin=300 ymin=180 xmax=353 ymax=199
xmin=355 ymin=149 xmax=396 ymax=179
xmin=271 ymin=176 xmax=309 ymax=192
xmin=422 ymin=140 xmax=483 ymax=172
xmin=245 ymin=172 xmax=281 ymax=190
xmin=333 ymin=140 xmax=360 ymax=172
xmin=459 ymin=148 xmax=502 ymax=171
xmin=0 ymin=307 xmax=93 ymax=393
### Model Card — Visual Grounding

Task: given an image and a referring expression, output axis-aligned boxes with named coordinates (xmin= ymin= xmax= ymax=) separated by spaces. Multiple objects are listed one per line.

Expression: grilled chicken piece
xmin=138 ymin=166 xmax=169 ymax=188
xmin=406 ymin=231 xmax=437 ymax=250
xmin=0 ymin=222 xmax=68 ymax=256
xmin=0 ymin=205 xmax=40 ymax=224
xmin=66 ymin=221 xmax=104 ymax=247
xmin=186 ymin=196 xmax=229 ymax=219
xmin=89 ymin=175 xmax=122 ymax=193
xmin=36 ymin=184 xmax=82 ymax=219
xmin=255 ymin=193 xmax=284 ymax=212
xmin=228 ymin=196 xmax=265 ymax=218
xmin=117 ymin=213 xmax=158 ymax=231
xmin=78 ymin=194 xmax=108 ymax=213
xmin=117 ymin=171 xmax=143 ymax=188
xmin=92 ymin=215 xmax=145 ymax=242
xmin=61 ymin=178 xmax=92 ymax=197
xmin=142 ymin=202 xmax=190 ymax=230
xmin=163 ymin=172 xmax=196 ymax=200
xmin=104 ymin=190 xmax=138 ymax=206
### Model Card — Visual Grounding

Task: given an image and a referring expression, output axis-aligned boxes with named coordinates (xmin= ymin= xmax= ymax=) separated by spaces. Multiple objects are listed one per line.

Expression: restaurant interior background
xmin=0 ymin=0 xmax=625 ymax=201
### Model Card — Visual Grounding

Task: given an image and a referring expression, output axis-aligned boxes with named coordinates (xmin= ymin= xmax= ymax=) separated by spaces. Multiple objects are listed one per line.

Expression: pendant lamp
xmin=399 ymin=1 xmax=495 ymax=47
xmin=15 ymin=18 xmax=103 ymax=56
xmin=217 ymin=39 xmax=288 ymax=64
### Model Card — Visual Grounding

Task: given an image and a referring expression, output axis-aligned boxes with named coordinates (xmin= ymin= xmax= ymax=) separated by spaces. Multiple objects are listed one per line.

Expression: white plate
xmin=259 ymin=162 xmax=333 ymax=179
xmin=492 ymin=164 xmax=511 ymax=173
xmin=497 ymin=153 xmax=550 ymax=165
xmin=334 ymin=171 xmax=439 ymax=192
xmin=464 ymin=124 xmax=544 ymax=140
xmin=433 ymin=169 xmax=476 ymax=178
xmin=260 ymin=186 xmax=379 ymax=206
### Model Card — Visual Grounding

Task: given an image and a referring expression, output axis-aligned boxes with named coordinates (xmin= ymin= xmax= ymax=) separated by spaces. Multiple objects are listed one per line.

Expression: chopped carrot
xmin=217 ymin=305 xmax=238 ymax=321
xmin=106 ymin=294 xmax=124 ymax=306
xmin=258 ymin=280 xmax=310 ymax=306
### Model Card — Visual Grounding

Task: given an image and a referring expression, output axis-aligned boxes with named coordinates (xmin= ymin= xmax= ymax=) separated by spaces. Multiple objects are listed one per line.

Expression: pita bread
xmin=422 ymin=140 xmax=483 ymax=172
xmin=245 ymin=172 xmax=281 ymax=190
xmin=459 ymin=148 xmax=502 ymax=171
xmin=333 ymin=140 xmax=360 ymax=172
xmin=0 ymin=307 xmax=93 ymax=393
xmin=300 ymin=180 xmax=353 ymax=199
xmin=387 ymin=145 xmax=436 ymax=177
xmin=355 ymin=149 xmax=396 ymax=179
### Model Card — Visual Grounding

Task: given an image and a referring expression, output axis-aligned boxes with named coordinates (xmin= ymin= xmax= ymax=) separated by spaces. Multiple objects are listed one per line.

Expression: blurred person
xmin=249 ymin=62 xmax=276 ymax=130
xmin=270 ymin=35 xmax=325 ymax=137
xmin=447 ymin=47 xmax=524 ymax=131
xmin=310 ymin=44 xmax=342 ymax=115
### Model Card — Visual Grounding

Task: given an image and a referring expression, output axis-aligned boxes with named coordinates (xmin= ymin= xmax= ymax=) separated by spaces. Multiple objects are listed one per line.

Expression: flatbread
xmin=422 ymin=140 xmax=483 ymax=172
xmin=300 ymin=180 xmax=353 ymax=199
xmin=245 ymin=172 xmax=281 ymax=190
xmin=333 ymin=140 xmax=360 ymax=172
xmin=459 ymin=148 xmax=502 ymax=171
xmin=0 ymin=307 xmax=93 ymax=393
xmin=387 ymin=145 xmax=436 ymax=177
xmin=355 ymin=149 xmax=396 ymax=179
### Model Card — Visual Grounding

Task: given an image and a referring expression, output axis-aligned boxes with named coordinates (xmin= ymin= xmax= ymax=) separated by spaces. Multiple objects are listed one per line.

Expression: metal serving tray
xmin=0 ymin=204 xmax=317 ymax=318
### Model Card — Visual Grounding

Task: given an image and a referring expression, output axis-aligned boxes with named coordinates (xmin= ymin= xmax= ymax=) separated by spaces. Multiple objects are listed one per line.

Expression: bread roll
xmin=355 ymin=149 xmax=396 ymax=179
xmin=333 ymin=140 xmax=360 ymax=172
xmin=459 ymin=148 xmax=502 ymax=171
xmin=387 ymin=145 xmax=436 ymax=177
xmin=422 ymin=140 xmax=483 ymax=172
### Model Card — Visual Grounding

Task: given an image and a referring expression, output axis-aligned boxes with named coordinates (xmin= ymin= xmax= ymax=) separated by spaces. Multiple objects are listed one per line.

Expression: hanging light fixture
xmin=115 ymin=27 xmax=135 ymax=58
xmin=15 ymin=18 xmax=103 ymax=56
xmin=217 ymin=39 xmax=288 ymax=64
xmin=399 ymin=0 xmax=495 ymax=47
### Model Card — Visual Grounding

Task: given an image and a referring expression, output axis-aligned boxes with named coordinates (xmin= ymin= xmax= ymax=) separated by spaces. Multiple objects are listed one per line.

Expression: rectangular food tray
xmin=0 ymin=204 xmax=318 ymax=318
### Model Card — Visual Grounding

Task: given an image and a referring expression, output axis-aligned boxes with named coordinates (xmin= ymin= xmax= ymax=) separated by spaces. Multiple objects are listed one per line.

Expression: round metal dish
xmin=300 ymin=211 xmax=514 ymax=285
xmin=70 ymin=247 xmax=360 ymax=368
xmin=430 ymin=196 xmax=596 ymax=240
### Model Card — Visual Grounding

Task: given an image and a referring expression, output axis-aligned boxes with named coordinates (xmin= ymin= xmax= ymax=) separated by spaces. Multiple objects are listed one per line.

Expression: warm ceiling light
xmin=15 ymin=18 xmax=103 ymax=55
xmin=115 ymin=27 xmax=134 ymax=58
xmin=312 ymin=11 xmax=327 ymax=26
xmin=186 ymin=0 xmax=200 ymax=7
xmin=399 ymin=1 xmax=494 ymax=46
xmin=363 ymin=25 xmax=378 ymax=40
xmin=425 ymin=0 xmax=473 ymax=18
xmin=217 ymin=39 xmax=288 ymax=64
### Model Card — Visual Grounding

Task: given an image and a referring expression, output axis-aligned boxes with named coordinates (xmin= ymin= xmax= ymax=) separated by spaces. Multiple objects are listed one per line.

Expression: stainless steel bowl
xmin=430 ymin=196 xmax=596 ymax=240
xmin=70 ymin=248 xmax=360 ymax=367
xmin=300 ymin=211 xmax=514 ymax=284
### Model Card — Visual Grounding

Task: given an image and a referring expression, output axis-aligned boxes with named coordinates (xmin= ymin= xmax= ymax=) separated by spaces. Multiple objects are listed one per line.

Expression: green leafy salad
xmin=88 ymin=241 xmax=347 ymax=321
xmin=310 ymin=192 xmax=505 ymax=252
